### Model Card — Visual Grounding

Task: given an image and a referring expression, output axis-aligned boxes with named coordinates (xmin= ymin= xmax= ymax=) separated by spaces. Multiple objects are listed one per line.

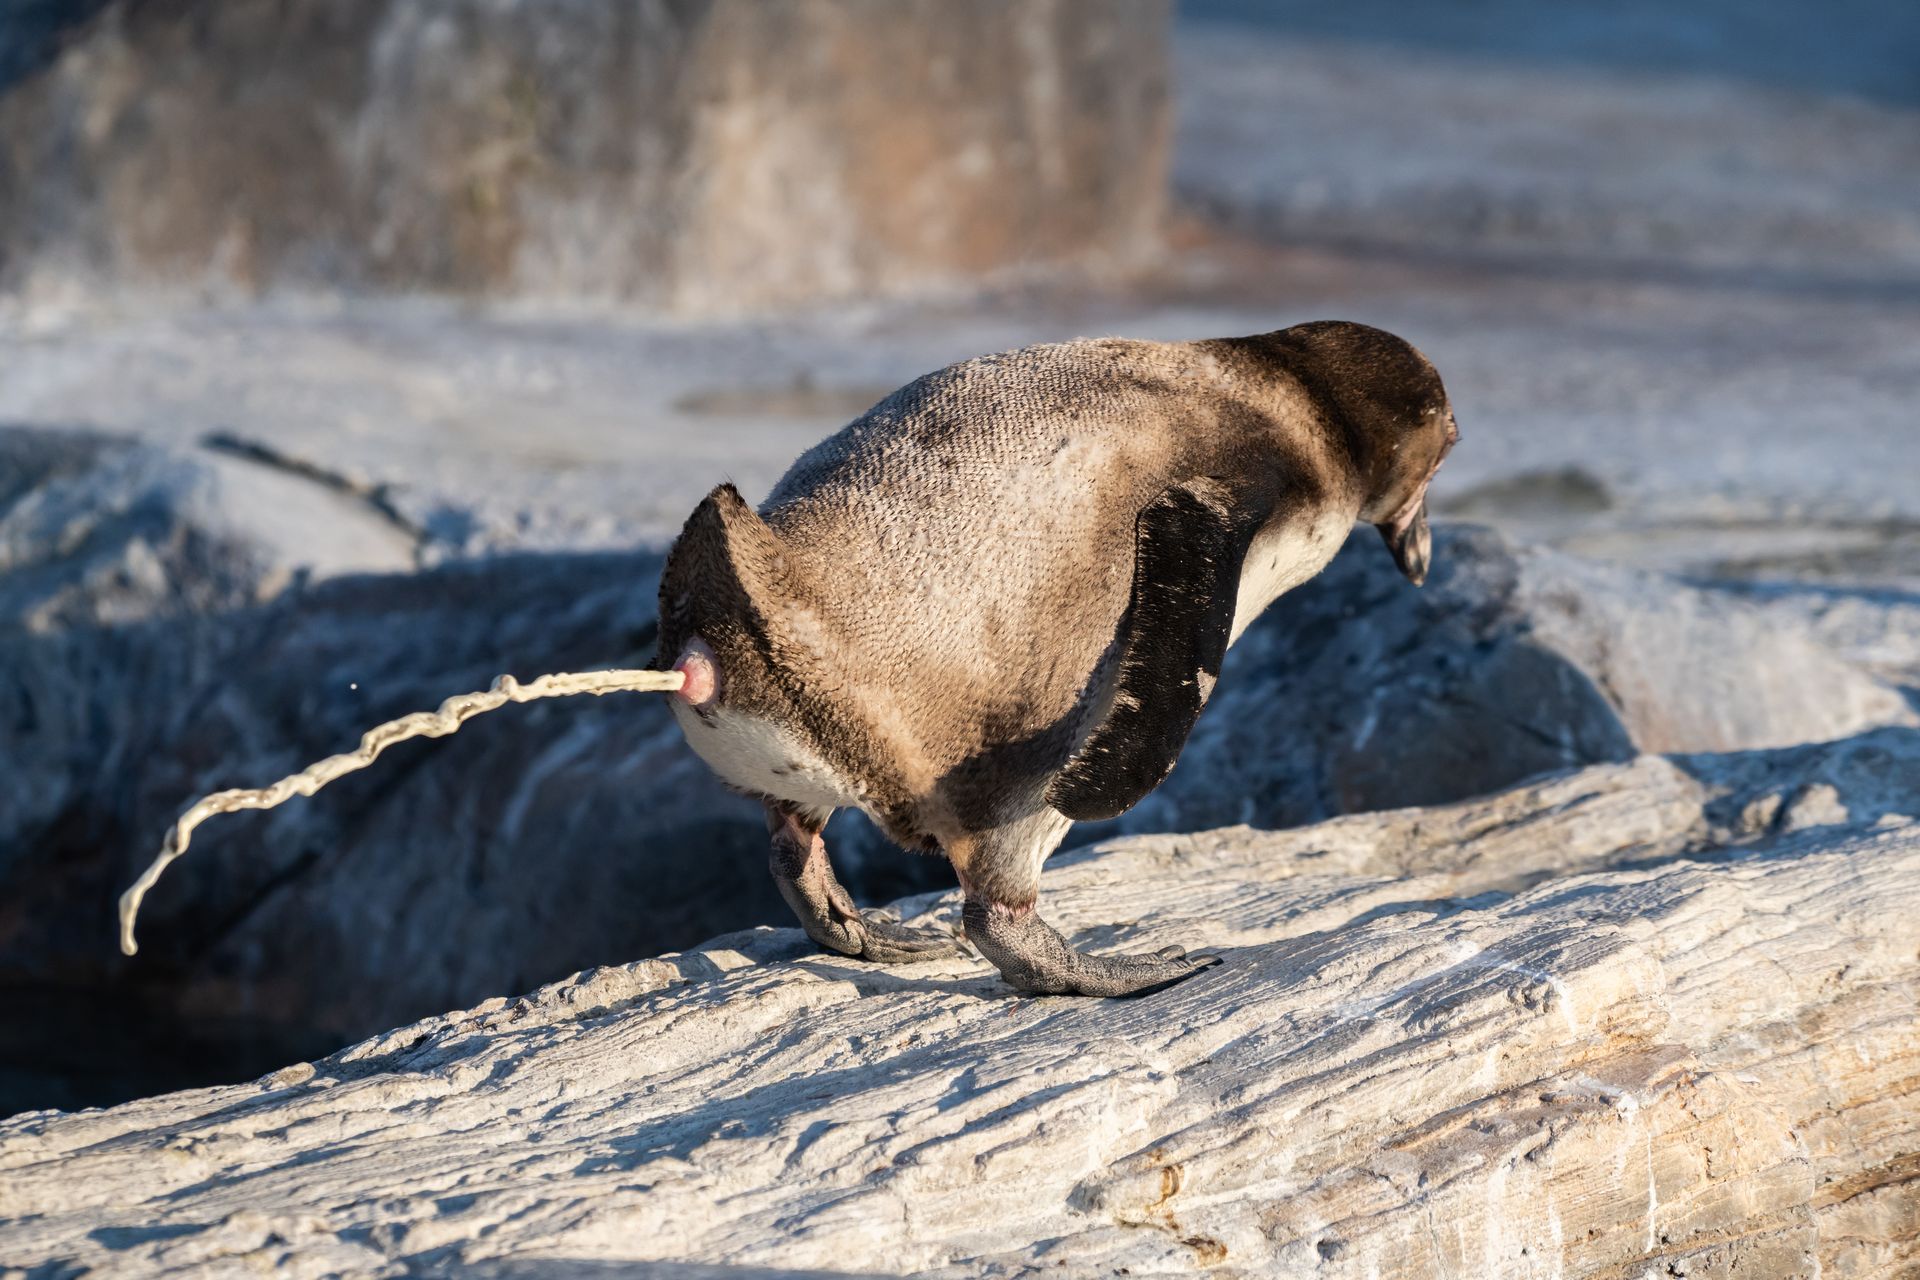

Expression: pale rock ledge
xmin=2 ymin=731 xmax=1917 ymax=1278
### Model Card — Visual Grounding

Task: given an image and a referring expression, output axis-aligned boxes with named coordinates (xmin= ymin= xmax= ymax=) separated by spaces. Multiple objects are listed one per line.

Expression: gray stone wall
xmin=0 ymin=0 xmax=1170 ymax=311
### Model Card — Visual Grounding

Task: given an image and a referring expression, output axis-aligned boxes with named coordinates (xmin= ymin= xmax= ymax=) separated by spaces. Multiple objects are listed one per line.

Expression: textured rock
xmin=0 ymin=427 xmax=782 ymax=1111
xmin=1 ymin=731 xmax=1915 ymax=1277
xmin=0 ymin=426 xmax=416 ymax=632
xmin=0 ymin=0 xmax=1169 ymax=312
xmin=0 ymin=543 xmax=774 ymax=1114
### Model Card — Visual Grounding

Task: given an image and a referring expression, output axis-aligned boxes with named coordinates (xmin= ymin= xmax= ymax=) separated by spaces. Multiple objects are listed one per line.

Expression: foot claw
xmin=1076 ymin=947 xmax=1219 ymax=998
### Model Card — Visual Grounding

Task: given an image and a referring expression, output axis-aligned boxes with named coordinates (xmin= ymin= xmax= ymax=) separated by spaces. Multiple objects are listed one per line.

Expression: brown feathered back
xmin=658 ymin=325 xmax=1453 ymax=848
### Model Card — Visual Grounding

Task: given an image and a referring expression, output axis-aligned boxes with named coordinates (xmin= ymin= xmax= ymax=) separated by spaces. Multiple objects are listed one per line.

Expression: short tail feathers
xmin=657 ymin=483 xmax=805 ymax=639
xmin=117 ymin=667 xmax=684 ymax=957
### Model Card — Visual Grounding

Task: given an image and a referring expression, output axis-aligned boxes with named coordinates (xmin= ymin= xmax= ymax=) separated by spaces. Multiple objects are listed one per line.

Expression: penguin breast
xmin=1230 ymin=508 xmax=1355 ymax=644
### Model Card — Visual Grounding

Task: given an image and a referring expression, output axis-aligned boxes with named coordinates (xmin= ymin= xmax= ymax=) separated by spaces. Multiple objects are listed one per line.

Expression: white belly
xmin=1230 ymin=510 xmax=1355 ymax=644
xmin=670 ymin=700 xmax=863 ymax=819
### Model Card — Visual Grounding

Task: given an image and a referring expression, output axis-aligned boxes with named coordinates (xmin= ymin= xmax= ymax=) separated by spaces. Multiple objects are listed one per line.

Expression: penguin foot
xmin=856 ymin=912 xmax=967 ymax=964
xmin=795 ymin=896 xmax=960 ymax=964
xmin=963 ymin=897 xmax=1220 ymax=997
xmin=768 ymin=809 xmax=964 ymax=965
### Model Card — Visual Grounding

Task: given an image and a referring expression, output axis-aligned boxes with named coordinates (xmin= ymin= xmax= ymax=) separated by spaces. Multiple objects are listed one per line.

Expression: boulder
xmin=0 ymin=425 xmax=415 ymax=632
xmin=0 ymin=538 xmax=775 ymax=1116
xmin=1 ymin=730 xmax=1914 ymax=1276
xmin=0 ymin=0 xmax=1169 ymax=312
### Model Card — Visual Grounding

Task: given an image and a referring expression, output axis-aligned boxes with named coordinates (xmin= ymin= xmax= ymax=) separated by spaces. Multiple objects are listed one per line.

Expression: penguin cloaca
xmin=656 ymin=321 xmax=1459 ymax=996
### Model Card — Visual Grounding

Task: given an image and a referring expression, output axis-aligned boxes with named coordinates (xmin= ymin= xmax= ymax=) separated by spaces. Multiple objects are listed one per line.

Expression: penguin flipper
xmin=1046 ymin=477 xmax=1252 ymax=823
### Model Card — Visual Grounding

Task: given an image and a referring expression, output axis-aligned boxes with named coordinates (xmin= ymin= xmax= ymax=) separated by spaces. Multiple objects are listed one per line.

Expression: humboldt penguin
xmin=655 ymin=320 xmax=1460 ymax=996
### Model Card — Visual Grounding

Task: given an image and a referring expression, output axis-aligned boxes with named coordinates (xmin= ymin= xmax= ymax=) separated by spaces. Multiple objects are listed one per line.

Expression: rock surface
xmin=0 ymin=426 xmax=417 ymax=633
xmin=0 ymin=0 xmax=1168 ymax=312
xmin=2 ymin=730 xmax=1915 ymax=1277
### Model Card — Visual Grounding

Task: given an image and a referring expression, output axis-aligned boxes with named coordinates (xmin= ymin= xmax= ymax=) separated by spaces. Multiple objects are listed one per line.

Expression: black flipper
xmin=1047 ymin=477 xmax=1256 ymax=823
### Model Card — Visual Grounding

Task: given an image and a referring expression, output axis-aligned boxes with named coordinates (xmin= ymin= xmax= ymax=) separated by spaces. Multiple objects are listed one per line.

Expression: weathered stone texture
xmin=0 ymin=734 xmax=1914 ymax=1276
xmin=0 ymin=0 xmax=1170 ymax=311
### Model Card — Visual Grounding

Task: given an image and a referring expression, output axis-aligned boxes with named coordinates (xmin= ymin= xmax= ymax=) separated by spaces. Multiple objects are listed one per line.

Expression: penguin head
xmin=1277 ymin=321 xmax=1459 ymax=586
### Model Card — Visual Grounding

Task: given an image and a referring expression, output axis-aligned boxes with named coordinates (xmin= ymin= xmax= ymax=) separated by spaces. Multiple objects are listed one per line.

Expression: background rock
xmin=1 ymin=732 xmax=1914 ymax=1276
xmin=0 ymin=426 xmax=416 ymax=633
xmin=0 ymin=0 xmax=1169 ymax=312
xmin=0 ymin=540 xmax=766 ymax=1113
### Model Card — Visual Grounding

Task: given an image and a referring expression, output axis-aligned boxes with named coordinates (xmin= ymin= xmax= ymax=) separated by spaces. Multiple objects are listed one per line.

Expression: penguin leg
xmin=954 ymin=825 xmax=1220 ymax=997
xmin=766 ymin=804 xmax=962 ymax=964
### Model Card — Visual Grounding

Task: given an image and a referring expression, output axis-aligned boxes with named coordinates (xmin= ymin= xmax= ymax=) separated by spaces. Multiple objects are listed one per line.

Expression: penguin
xmin=655 ymin=321 xmax=1460 ymax=996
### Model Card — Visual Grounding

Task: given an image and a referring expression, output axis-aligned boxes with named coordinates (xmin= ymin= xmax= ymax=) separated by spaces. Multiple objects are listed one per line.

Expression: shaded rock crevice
xmin=197 ymin=430 xmax=431 ymax=554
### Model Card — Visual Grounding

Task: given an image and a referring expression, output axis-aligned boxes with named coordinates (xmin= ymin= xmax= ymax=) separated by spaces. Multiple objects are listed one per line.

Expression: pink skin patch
xmin=672 ymin=638 xmax=719 ymax=707
xmin=765 ymin=806 xmax=826 ymax=854
xmin=954 ymin=870 xmax=1035 ymax=916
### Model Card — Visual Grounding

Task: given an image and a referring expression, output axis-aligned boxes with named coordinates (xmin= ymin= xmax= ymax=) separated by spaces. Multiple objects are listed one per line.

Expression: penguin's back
xmin=768 ymin=339 xmax=1176 ymax=536
xmin=757 ymin=337 xmax=1329 ymax=756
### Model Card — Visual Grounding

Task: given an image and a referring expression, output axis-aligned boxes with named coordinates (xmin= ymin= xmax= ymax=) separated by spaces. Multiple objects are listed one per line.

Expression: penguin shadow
xmin=786 ymin=942 xmax=1259 ymax=1004
xmin=785 ymin=956 xmax=1011 ymax=1000
xmin=775 ymin=906 xmax=1262 ymax=1002
xmin=780 ymin=913 xmax=1011 ymax=1000
xmin=666 ymin=908 xmax=1010 ymax=1000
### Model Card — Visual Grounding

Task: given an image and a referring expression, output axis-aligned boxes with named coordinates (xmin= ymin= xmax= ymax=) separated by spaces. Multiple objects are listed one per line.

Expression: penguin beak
xmin=1379 ymin=497 xmax=1432 ymax=586
xmin=1378 ymin=415 xmax=1454 ymax=586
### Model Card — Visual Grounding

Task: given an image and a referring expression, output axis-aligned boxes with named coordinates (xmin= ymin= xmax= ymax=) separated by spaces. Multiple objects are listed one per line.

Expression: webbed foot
xmin=962 ymin=898 xmax=1220 ymax=997
xmin=768 ymin=807 xmax=963 ymax=965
